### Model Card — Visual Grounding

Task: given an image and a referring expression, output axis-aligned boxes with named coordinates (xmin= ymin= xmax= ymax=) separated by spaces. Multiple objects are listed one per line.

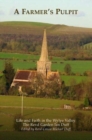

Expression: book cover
xmin=0 ymin=0 xmax=92 ymax=140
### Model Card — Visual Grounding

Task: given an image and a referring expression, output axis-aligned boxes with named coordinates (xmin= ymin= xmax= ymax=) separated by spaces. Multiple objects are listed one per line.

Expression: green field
xmin=0 ymin=96 xmax=92 ymax=139
xmin=0 ymin=108 xmax=78 ymax=131
xmin=0 ymin=52 xmax=91 ymax=85
xmin=0 ymin=96 xmax=91 ymax=130
xmin=0 ymin=96 xmax=82 ymax=108
xmin=1 ymin=52 xmax=92 ymax=73
xmin=0 ymin=52 xmax=39 ymax=60
xmin=0 ymin=59 xmax=91 ymax=74
xmin=61 ymin=75 xmax=87 ymax=85
xmin=0 ymin=52 xmax=92 ymax=71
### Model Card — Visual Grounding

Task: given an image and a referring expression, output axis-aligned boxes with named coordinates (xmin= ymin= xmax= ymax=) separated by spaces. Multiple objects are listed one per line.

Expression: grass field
xmin=0 ymin=96 xmax=92 ymax=139
xmin=0 ymin=52 xmax=91 ymax=85
xmin=0 ymin=108 xmax=77 ymax=131
xmin=0 ymin=59 xmax=91 ymax=74
xmin=61 ymin=75 xmax=87 ymax=85
xmin=0 ymin=96 xmax=82 ymax=108
xmin=0 ymin=96 xmax=91 ymax=131
xmin=1 ymin=52 xmax=92 ymax=73
xmin=0 ymin=52 xmax=39 ymax=60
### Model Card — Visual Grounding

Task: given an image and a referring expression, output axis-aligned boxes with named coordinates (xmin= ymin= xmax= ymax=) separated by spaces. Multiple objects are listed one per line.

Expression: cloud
xmin=0 ymin=10 xmax=5 ymax=15
xmin=76 ymin=11 xmax=86 ymax=17
xmin=83 ymin=0 xmax=92 ymax=2
xmin=9 ymin=7 xmax=21 ymax=15
xmin=9 ymin=7 xmax=17 ymax=15
xmin=69 ymin=11 xmax=86 ymax=18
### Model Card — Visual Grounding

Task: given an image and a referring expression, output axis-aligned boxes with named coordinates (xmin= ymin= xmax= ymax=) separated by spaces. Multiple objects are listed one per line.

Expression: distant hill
xmin=0 ymin=21 xmax=92 ymax=35
xmin=0 ymin=21 xmax=92 ymax=54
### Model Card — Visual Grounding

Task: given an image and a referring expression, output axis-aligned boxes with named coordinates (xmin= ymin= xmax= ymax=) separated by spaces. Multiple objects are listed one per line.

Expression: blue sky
xmin=0 ymin=0 xmax=92 ymax=28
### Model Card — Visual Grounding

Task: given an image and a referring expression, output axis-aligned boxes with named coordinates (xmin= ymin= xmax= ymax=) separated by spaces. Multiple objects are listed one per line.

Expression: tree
xmin=0 ymin=39 xmax=4 ymax=51
xmin=8 ymin=86 xmax=19 ymax=95
xmin=13 ymin=114 xmax=24 ymax=131
xmin=0 ymin=76 xmax=6 ymax=95
xmin=22 ymin=73 xmax=61 ymax=98
xmin=68 ymin=78 xmax=76 ymax=100
xmin=3 ymin=61 xmax=15 ymax=91
xmin=71 ymin=112 xmax=92 ymax=131
xmin=84 ymin=96 xmax=89 ymax=107
xmin=64 ymin=64 xmax=71 ymax=75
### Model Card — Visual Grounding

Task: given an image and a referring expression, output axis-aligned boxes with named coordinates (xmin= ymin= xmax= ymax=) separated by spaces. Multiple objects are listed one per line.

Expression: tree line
xmin=0 ymin=33 xmax=92 ymax=56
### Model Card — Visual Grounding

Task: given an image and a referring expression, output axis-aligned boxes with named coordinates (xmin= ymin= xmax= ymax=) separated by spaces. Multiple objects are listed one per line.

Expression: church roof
xmin=13 ymin=81 xmax=31 ymax=86
xmin=14 ymin=70 xmax=31 ymax=80
xmin=11 ymin=70 xmax=37 ymax=87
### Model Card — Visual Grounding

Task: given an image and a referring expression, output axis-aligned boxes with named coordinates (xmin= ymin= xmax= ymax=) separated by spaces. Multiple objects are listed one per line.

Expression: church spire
xmin=39 ymin=29 xmax=49 ymax=61
xmin=37 ymin=29 xmax=51 ymax=77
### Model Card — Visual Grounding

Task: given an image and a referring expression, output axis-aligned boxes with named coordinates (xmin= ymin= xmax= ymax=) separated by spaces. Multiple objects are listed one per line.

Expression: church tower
xmin=37 ymin=29 xmax=51 ymax=77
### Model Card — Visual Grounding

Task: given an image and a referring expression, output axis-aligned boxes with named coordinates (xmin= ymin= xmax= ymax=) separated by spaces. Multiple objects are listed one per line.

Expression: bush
xmin=13 ymin=114 xmax=24 ymax=131
xmin=84 ymin=96 xmax=89 ymax=107
xmin=77 ymin=104 xmax=84 ymax=109
xmin=71 ymin=112 xmax=92 ymax=131
xmin=8 ymin=86 xmax=19 ymax=95
xmin=64 ymin=64 xmax=71 ymax=75
xmin=83 ymin=71 xmax=88 ymax=76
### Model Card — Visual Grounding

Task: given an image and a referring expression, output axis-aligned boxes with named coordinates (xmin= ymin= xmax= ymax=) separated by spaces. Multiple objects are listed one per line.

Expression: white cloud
xmin=83 ymin=0 xmax=92 ymax=2
xmin=77 ymin=11 xmax=86 ymax=17
xmin=9 ymin=7 xmax=23 ymax=16
xmin=0 ymin=10 xmax=5 ymax=15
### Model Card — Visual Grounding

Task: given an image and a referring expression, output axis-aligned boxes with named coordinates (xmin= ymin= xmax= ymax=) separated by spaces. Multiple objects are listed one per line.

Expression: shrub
xmin=71 ymin=112 xmax=92 ymax=131
xmin=13 ymin=114 xmax=24 ymax=131
xmin=64 ymin=64 xmax=71 ymax=75
xmin=84 ymin=96 xmax=89 ymax=107
xmin=8 ymin=86 xmax=19 ymax=95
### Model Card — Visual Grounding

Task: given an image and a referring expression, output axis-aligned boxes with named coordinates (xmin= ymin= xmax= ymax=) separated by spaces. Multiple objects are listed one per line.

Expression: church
xmin=11 ymin=29 xmax=60 ymax=91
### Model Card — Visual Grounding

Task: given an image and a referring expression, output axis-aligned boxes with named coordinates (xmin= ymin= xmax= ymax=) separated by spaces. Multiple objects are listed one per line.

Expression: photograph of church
xmin=11 ymin=29 xmax=60 ymax=91
xmin=1 ymin=0 xmax=92 ymax=139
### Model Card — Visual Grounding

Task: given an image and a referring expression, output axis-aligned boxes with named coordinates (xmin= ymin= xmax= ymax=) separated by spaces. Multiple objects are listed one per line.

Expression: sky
xmin=0 ymin=0 xmax=92 ymax=28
